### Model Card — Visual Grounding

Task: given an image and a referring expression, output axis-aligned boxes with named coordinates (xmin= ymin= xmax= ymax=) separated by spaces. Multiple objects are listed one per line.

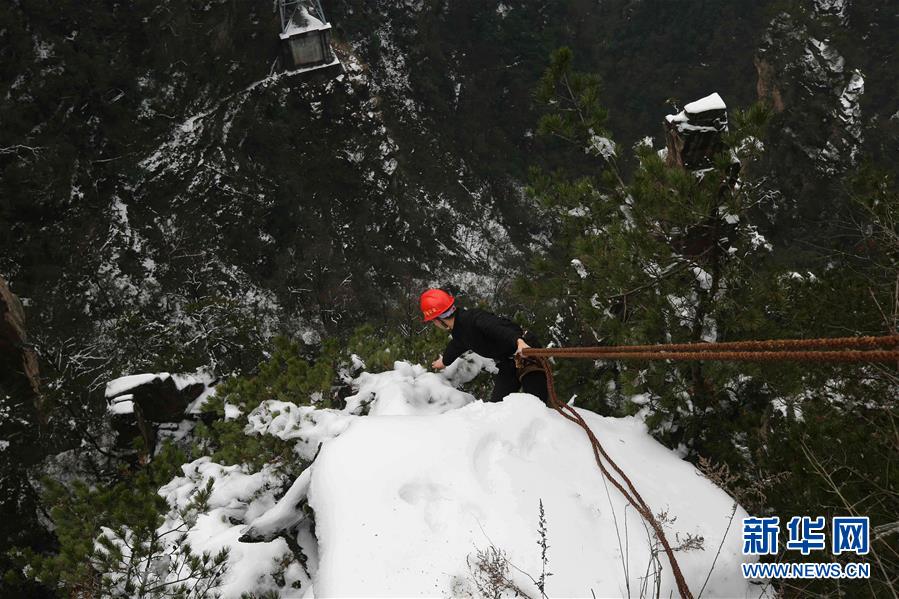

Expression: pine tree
xmin=519 ymin=48 xmax=899 ymax=597
xmin=520 ymin=48 xmax=774 ymax=444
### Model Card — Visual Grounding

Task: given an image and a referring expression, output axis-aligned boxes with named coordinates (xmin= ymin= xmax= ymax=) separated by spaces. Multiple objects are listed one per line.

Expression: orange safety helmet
xmin=419 ymin=288 xmax=455 ymax=321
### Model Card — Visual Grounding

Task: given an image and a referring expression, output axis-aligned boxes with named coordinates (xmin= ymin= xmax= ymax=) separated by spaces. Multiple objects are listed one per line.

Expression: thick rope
xmin=523 ymin=334 xmax=899 ymax=599
xmin=523 ymin=334 xmax=899 ymax=363
xmin=537 ymin=357 xmax=695 ymax=599
xmin=524 ymin=334 xmax=899 ymax=356
xmin=525 ymin=348 xmax=899 ymax=363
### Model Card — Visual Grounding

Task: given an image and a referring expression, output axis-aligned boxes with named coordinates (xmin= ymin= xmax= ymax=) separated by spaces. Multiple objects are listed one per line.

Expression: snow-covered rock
xmin=233 ymin=361 xmax=764 ymax=597
xmin=105 ymin=370 xmax=215 ymax=420
xmin=142 ymin=358 xmax=765 ymax=598
xmin=157 ymin=458 xmax=310 ymax=597
xmin=664 ymin=92 xmax=731 ymax=170
xmin=307 ymin=392 xmax=760 ymax=597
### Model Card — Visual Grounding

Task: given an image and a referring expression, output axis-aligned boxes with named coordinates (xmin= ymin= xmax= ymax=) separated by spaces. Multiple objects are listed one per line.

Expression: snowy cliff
xmin=141 ymin=360 xmax=764 ymax=598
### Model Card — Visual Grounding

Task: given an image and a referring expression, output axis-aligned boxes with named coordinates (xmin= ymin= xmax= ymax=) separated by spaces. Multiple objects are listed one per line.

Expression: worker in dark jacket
xmin=420 ymin=288 xmax=548 ymax=404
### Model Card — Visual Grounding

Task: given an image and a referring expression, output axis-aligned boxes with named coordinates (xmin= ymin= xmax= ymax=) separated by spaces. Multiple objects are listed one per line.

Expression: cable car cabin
xmin=279 ymin=0 xmax=334 ymax=69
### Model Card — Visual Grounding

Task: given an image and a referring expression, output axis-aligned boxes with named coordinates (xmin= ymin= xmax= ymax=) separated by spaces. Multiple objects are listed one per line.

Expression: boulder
xmin=664 ymin=92 xmax=729 ymax=170
xmin=106 ymin=373 xmax=207 ymax=423
xmin=106 ymin=372 xmax=211 ymax=455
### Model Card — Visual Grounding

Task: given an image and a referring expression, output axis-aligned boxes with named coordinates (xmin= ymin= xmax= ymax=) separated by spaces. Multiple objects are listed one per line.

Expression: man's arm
xmin=441 ymin=338 xmax=465 ymax=368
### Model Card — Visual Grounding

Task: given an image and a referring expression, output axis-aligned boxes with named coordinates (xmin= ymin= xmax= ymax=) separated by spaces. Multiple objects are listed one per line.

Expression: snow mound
xmin=145 ymin=358 xmax=762 ymax=598
xmin=148 ymin=458 xmax=309 ymax=597
xmin=243 ymin=358 xmax=487 ymax=461
xmin=344 ymin=360 xmax=477 ymax=416
xmin=684 ymin=92 xmax=726 ymax=114
xmin=666 ymin=92 xmax=727 ymax=126
xmin=306 ymin=392 xmax=761 ymax=598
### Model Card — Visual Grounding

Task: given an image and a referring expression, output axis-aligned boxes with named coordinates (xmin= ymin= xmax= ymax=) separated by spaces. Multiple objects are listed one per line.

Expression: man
xmin=420 ymin=288 xmax=548 ymax=404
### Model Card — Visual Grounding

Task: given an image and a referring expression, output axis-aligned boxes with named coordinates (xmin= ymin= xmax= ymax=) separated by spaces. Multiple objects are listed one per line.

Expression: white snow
xmin=246 ymin=400 xmax=358 ymax=461
xmin=749 ymin=230 xmax=774 ymax=252
xmin=736 ymin=135 xmax=765 ymax=157
xmin=809 ymin=38 xmax=845 ymax=74
xmin=814 ymin=0 xmax=848 ymax=22
xmin=108 ymin=395 xmax=135 ymax=415
xmin=106 ymin=371 xmax=215 ymax=399
xmin=105 ymin=373 xmax=160 ymax=398
xmin=834 ymin=70 xmax=865 ymax=166
xmin=692 ymin=266 xmax=713 ymax=290
xmin=571 ymin=258 xmax=589 ymax=279
xmin=784 ymin=271 xmax=819 ymax=284
xmin=223 ymin=403 xmax=242 ymax=421
xmin=185 ymin=383 xmax=218 ymax=415
xmin=157 ymin=458 xmax=308 ymax=597
xmin=171 ymin=370 xmax=215 ymax=391
xmin=0 ymin=440 xmax=9 ymax=452
xmin=684 ymin=92 xmax=726 ymax=114
xmin=349 ymin=353 xmax=366 ymax=371
xmin=133 ymin=357 xmax=765 ymax=598
xmin=280 ymin=7 xmax=330 ymax=39
xmin=666 ymin=93 xmax=727 ymax=126
xmin=635 ymin=135 xmax=654 ymax=150
xmin=586 ymin=132 xmax=617 ymax=160
xmin=344 ymin=361 xmax=477 ymax=416
xmin=242 ymin=469 xmax=313 ymax=543
xmin=106 ymin=371 xmax=217 ymax=416
xmin=307 ymin=394 xmax=761 ymax=598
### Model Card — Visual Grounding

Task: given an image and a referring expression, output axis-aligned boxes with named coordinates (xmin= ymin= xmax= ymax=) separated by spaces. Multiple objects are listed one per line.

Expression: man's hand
xmin=432 ymin=357 xmax=445 ymax=370
xmin=515 ymin=338 xmax=531 ymax=356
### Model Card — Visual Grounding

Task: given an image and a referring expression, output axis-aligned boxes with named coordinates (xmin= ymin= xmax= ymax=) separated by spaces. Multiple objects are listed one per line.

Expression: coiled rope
xmin=521 ymin=334 xmax=899 ymax=599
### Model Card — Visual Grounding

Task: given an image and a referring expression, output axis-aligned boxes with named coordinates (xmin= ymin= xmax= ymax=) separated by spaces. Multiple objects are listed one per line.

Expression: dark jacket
xmin=442 ymin=307 xmax=523 ymax=366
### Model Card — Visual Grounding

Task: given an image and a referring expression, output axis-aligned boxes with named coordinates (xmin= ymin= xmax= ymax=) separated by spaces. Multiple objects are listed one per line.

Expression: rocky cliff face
xmin=0 ymin=276 xmax=48 ymax=585
xmin=2 ymin=1 xmax=551 ymax=396
xmin=9 ymin=0 xmax=893 ymax=399
xmin=753 ymin=1 xmax=898 ymax=245
xmin=0 ymin=276 xmax=41 ymax=409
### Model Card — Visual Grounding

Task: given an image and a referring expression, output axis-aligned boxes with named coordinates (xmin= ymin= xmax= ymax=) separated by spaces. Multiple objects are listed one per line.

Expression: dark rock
xmin=0 ymin=276 xmax=44 ymax=426
xmin=664 ymin=93 xmax=729 ymax=171
xmin=107 ymin=374 xmax=206 ymax=423
xmin=754 ymin=56 xmax=785 ymax=113
xmin=106 ymin=373 xmax=207 ymax=456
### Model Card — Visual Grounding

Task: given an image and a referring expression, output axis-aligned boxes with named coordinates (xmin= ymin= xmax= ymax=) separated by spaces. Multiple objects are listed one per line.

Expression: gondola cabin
xmin=279 ymin=0 xmax=334 ymax=69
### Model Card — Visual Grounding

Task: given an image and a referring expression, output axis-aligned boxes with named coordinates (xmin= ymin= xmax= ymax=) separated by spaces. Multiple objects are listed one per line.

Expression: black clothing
xmin=519 ymin=365 xmax=549 ymax=404
xmin=442 ymin=308 xmax=548 ymax=404
xmin=442 ymin=308 xmax=522 ymax=367
xmin=491 ymin=359 xmax=521 ymax=403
